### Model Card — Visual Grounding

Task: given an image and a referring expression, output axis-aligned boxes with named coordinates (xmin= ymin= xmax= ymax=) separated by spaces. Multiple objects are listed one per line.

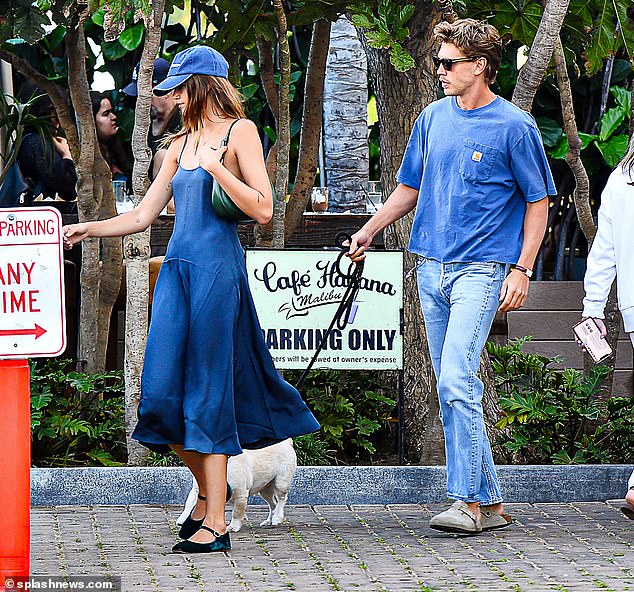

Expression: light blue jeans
xmin=417 ymin=257 xmax=507 ymax=505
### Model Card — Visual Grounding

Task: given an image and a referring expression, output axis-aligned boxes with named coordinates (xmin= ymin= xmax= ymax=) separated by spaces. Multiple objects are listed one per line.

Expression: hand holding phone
xmin=573 ymin=317 xmax=612 ymax=363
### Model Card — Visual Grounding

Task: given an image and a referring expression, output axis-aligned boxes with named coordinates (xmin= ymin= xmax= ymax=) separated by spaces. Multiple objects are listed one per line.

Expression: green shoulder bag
xmin=211 ymin=119 xmax=276 ymax=223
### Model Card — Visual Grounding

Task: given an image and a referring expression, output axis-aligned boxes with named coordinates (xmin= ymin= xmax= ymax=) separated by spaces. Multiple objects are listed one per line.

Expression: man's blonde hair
xmin=433 ymin=19 xmax=502 ymax=84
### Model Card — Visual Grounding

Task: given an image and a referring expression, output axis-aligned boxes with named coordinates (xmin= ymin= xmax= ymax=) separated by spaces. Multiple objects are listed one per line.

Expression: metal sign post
xmin=246 ymin=248 xmax=406 ymax=462
xmin=0 ymin=207 xmax=66 ymax=591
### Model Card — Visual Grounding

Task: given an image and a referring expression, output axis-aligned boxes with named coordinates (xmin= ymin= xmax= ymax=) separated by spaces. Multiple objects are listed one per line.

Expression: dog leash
xmin=295 ymin=232 xmax=365 ymax=389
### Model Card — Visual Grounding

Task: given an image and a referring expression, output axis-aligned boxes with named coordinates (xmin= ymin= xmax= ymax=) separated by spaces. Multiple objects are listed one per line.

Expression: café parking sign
xmin=0 ymin=207 xmax=66 ymax=358
xmin=246 ymin=249 xmax=403 ymax=370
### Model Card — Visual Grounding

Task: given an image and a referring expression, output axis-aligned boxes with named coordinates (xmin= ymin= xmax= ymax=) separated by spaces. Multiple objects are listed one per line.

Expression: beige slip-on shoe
xmin=481 ymin=509 xmax=513 ymax=531
xmin=430 ymin=500 xmax=482 ymax=534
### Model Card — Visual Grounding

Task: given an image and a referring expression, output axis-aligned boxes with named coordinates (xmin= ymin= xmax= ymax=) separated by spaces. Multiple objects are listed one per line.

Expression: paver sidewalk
xmin=31 ymin=502 xmax=633 ymax=592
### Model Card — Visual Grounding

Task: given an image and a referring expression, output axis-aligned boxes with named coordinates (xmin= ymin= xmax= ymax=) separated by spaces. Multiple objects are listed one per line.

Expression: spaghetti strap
xmin=178 ymin=135 xmax=188 ymax=165
xmin=221 ymin=119 xmax=243 ymax=148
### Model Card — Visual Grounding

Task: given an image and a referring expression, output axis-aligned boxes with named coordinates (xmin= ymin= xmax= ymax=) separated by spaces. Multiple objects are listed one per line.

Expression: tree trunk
xmin=65 ymin=17 xmax=123 ymax=374
xmin=552 ymin=36 xmax=595 ymax=243
xmin=284 ymin=19 xmax=331 ymax=242
xmin=124 ymin=0 xmax=165 ymax=466
xmin=254 ymin=36 xmax=277 ymax=247
xmin=360 ymin=0 xmax=452 ymax=462
xmin=271 ymin=0 xmax=290 ymax=248
xmin=511 ymin=0 xmax=571 ymax=112
xmin=323 ymin=16 xmax=368 ymax=213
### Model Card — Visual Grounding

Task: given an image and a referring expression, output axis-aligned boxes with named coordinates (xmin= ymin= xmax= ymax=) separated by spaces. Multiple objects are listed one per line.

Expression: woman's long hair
xmin=163 ymin=74 xmax=245 ymax=147
xmin=621 ymin=134 xmax=634 ymax=182
xmin=89 ymin=91 xmax=129 ymax=177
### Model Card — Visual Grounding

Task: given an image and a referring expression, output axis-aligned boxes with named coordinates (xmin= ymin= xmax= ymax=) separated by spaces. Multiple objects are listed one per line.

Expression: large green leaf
xmin=91 ymin=8 xmax=105 ymax=27
xmin=595 ymin=134 xmax=629 ymax=167
xmin=599 ymin=105 xmax=627 ymax=142
xmin=582 ymin=1 xmax=634 ymax=76
xmin=101 ymin=39 xmax=127 ymax=61
xmin=118 ymin=23 xmax=144 ymax=51
xmin=578 ymin=132 xmax=597 ymax=149
xmin=535 ymin=117 xmax=563 ymax=148
xmin=468 ymin=0 xmax=543 ymax=47
xmin=610 ymin=85 xmax=632 ymax=112
xmin=10 ymin=4 xmax=52 ymax=44
xmin=550 ymin=135 xmax=569 ymax=160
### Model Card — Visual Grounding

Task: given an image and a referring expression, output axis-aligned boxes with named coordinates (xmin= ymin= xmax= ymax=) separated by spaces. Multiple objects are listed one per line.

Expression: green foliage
xmin=350 ymin=0 xmax=416 ymax=71
xmin=30 ymin=359 xmax=126 ymax=467
xmin=286 ymin=370 xmax=397 ymax=463
xmin=536 ymin=85 xmax=631 ymax=168
xmin=0 ymin=92 xmax=54 ymax=185
xmin=294 ymin=433 xmax=336 ymax=466
xmin=146 ymin=451 xmax=184 ymax=466
xmin=465 ymin=0 xmax=634 ymax=77
xmin=487 ymin=339 xmax=634 ymax=465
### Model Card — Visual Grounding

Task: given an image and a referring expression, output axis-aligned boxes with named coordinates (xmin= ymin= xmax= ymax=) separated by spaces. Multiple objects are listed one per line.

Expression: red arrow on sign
xmin=0 ymin=324 xmax=47 ymax=339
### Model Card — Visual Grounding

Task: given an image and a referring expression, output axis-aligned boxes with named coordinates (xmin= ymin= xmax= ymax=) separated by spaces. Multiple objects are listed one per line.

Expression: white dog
xmin=176 ymin=438 xmax=297 ymax=532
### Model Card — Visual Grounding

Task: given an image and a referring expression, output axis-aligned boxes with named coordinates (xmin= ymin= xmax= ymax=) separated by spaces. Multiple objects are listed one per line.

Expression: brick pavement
xmin=30 ymin=502 xmax=633 ymax=592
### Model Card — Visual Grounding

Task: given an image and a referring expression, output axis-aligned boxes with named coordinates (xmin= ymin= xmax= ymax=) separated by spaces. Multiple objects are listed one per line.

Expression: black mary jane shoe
xmin=178 ymin=485 xmax=233 ymax=540
xmin=178 ymin=493 xmax=207 ymax=539
xmin=172 ymin=525 xmax=231 ymax=554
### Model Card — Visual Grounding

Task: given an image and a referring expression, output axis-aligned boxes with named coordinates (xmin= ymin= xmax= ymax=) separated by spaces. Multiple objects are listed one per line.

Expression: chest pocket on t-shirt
xmin=459 ymin=139 xmax=498 ymax=183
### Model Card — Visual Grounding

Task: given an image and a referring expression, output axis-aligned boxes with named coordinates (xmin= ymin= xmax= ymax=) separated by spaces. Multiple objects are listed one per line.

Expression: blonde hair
xmin=163 ymin=74 xmax=245 ymax=147
xmin=621 ymin=134 xmax=634 ymax=181
xmin=433 ymin=19 xmax=502 ymax=84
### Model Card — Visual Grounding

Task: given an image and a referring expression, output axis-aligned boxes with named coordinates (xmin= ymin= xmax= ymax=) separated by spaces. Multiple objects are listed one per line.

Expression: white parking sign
xmin=246 ymin=248 xmax=403 ymax=370
xmin=0 ymin=207 xmax=66 ymax=358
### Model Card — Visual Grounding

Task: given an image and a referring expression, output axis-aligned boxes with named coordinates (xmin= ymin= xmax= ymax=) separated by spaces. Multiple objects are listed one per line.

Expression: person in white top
xmin=581 ymin=134 xmax=634 ymax=519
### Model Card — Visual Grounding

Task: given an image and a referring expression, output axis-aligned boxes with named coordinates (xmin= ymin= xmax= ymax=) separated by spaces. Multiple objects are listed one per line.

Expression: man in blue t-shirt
xmin=348 ymin=19 xmax=556 ymax=535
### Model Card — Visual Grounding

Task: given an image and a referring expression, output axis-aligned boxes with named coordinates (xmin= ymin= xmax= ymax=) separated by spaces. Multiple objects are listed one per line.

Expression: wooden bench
xmin=507 ymin=281 xmax=633 ymax=395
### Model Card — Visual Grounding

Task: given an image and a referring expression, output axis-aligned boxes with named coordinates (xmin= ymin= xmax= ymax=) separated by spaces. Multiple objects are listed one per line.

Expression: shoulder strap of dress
xmin=178 ymin=134 xmax=188 ymax=164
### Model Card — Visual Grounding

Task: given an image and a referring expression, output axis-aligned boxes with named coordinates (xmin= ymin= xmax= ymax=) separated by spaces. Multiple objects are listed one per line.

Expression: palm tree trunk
xmin=323 ymin=16 xmax=368 ymax=213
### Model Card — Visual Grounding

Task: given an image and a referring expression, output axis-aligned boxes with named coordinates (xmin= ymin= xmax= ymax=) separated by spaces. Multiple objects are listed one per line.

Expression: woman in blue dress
xmin=62 ymin=45 xmax=319 ymax=554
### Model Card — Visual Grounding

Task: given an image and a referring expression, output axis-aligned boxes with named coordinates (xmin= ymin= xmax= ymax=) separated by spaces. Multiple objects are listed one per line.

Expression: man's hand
xmin=498 ymin=269 xmax=529 ymax=312
xmin=346 ymin=228 xmax=372 ymax=263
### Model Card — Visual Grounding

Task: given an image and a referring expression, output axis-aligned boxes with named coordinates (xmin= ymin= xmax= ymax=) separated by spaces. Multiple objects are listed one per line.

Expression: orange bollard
xmin=0 ymin=359 xmax=30 ymax=592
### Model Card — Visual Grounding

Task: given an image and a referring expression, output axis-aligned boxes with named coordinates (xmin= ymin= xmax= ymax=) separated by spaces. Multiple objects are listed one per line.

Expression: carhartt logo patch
xmin=471 ymin=151 xmax=483 ymax=162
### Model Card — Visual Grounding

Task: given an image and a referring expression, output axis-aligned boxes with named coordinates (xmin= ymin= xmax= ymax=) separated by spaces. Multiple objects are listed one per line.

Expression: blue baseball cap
xmin=153 ymin=46 xmax=229 ymax=96
xmin=122 ymin=58 xmax=170 ymax=97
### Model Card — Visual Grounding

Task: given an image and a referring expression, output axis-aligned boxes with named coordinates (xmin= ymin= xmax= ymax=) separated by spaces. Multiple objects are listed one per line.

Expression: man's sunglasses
xmin=432 ymin=56 xmax=479 ymax=71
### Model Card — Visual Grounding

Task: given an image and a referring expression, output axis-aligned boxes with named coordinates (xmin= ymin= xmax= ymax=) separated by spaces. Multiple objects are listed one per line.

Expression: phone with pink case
xmin=573 ymin=318 xmax=613 ymax=363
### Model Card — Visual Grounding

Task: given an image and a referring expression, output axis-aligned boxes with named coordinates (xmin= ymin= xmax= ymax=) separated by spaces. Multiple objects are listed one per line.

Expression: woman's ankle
xmin=202 ymin=518 xmax=227 ymax=535
xmin=482 ymin=502 xmax=505 ymax=515
xmin=191 ymin=498 xmax=206 ymax=520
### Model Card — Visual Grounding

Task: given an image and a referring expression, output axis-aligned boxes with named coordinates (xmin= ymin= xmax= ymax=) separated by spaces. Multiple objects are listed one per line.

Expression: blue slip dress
xmin=132 ymin=129 xmax=319 ymax=455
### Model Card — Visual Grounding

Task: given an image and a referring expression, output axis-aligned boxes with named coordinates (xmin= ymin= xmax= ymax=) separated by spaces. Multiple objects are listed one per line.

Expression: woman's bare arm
xmin=63 ymin=138 xmax=182 ymax=246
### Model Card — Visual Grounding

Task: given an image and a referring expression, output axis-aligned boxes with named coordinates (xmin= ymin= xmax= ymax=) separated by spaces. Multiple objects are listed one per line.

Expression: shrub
xmin=30 ymin=359 xmax=126 ymax=467
xmin=287 ymin=369 xmax=397 ymax=463
xmin=487 ymin=339 xmax=634 ymax=464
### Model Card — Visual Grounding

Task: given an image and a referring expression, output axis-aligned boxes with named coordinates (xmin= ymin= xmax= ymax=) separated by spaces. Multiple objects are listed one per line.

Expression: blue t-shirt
xmin=397 ymin=96 xmax=556 ymax=264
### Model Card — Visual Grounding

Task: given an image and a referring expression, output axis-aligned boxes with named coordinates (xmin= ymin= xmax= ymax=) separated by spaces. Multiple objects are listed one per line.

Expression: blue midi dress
xmin=132 ymin=141 xmax=319 ymax=455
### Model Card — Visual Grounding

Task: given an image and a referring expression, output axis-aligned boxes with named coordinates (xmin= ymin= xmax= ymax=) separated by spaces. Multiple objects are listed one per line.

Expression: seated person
xmin=16 ymin=81 xmax=77 ymax=205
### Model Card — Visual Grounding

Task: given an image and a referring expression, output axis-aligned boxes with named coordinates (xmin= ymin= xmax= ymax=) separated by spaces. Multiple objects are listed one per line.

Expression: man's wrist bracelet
xmin=511 ymin=265 xmax=533 ymax=278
